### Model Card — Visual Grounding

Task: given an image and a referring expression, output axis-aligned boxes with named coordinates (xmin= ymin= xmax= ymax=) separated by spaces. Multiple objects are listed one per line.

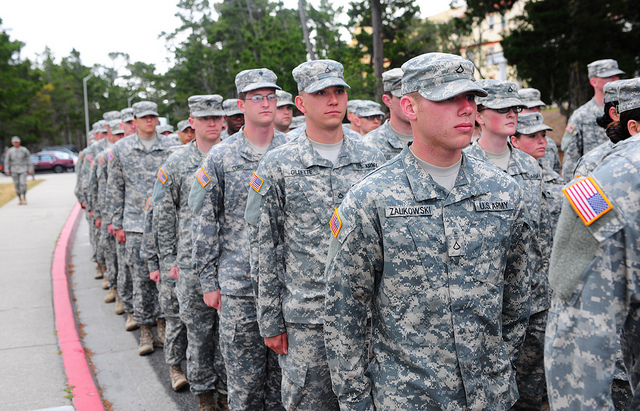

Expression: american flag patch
xmin=250 ymin=172 xmax=264 ymax=192
xmin=565 ymin=123 xmax=575 ymax=134
xmin=196 ymin=168 xmax=211 ymax=187
xmin=97 ymin=156 xmax=105 ymax=166
xmin=86 ymin=154 xmax=94 ymax=163
xmin=563 ymin=176 xmax=612 ymax=226
xmin=157 ymin=168 xmax=168 ymax=184
xmin=107 ymin=151 xmax=114 ymax=162
xmin=145 ymin=197 xmax=151 ymax=210
xmin=330 ymin=208 xmax=342 ymax=238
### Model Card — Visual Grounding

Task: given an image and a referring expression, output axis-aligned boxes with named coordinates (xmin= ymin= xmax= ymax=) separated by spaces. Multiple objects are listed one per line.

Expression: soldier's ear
xmin=295 ymin=94 xmax=306 ymax=114
xmin=400 ymin=95 xmax=417 ymax=121
xmin=627 ymin=119 xmax=640 ymax=137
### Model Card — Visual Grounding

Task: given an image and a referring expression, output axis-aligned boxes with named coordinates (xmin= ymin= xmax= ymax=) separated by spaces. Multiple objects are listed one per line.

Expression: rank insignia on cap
xmin=250 ymin=172 xmax=264 ymax=192
xmin=107 ymin=151 xmax=114 ymax=161
xmin=145 ymin=197 xmax=151 ymax=211
xmin=157 ymin=168 xmax=168 ymax=184
xmin=97 ymin=156 xmax=105 ymax=166
xmin=86 ymin=154 xmax=94 ymax=163
xmin=196 ymin=167 xmax=211 ymax=188
xmin=330 ymin=208 xmax=342 ymax=238
xmin=563 ymin=176 xmax=612 ymax=226
xmin=565 ymin=123 xmax=575 ymax=134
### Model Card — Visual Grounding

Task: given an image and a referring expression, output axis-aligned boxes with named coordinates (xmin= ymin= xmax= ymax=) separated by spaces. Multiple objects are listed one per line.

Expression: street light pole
xmin=83 ymin=72 xmax=95 ymax=144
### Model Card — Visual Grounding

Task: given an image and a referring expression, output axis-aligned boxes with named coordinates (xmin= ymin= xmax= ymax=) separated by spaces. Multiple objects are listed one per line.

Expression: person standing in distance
xmin=5 ymin=136 xmax=33 ymax=205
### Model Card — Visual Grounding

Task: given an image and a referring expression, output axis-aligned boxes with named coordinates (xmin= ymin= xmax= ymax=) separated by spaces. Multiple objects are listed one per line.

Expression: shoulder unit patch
xmin=330 ymin=208 xmax=342 ymax=238
xmin=196 ymin=167 xmax=211 ymax=188
xmin=250 ymin=172 xmax=264 ymax=193
xmin=565 ymin=123 xmax=575 ymax=134
xmin=563 ymin=176 xmax=612 ymax=226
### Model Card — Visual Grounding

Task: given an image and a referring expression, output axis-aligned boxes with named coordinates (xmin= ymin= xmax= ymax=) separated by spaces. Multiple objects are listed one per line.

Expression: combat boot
xmin=18 ymin=195 xmax=24 ymax=205
xmin=101 ymin=278 xmax=109 ymax=290
xmin=22 ymin=194 xmax=27 ymax=205
xmin=104 ymin=288 xmax=116 ymax=303
xmin=169 ymin=364 xmax=188 ymax=391
xmin=94 ymin=264 xmax=105 ymax=280
xmin=216 ymin=393 xmax=229 ymax=411
xmin=155 ymin=318 xmax=165 ymax=348
xmin=138 ymin=325 xmax=154 ymax=355
xmin=125 ymin=312 xmax=139 ymax=331
xmin=198 ymin=391 xmax=216 ymax=411
xmin=114 ymin=292 xmax=124 ymax=315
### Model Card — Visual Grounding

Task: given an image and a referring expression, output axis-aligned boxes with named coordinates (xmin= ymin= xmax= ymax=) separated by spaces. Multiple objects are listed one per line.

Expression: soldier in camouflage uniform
xmin=105 ymin=101 xmax=175 ymax=355
xmin=120 ymin=107 xmax=137 ymax=137
xmin=561 ymin=59 xmax=624 ymax=177
xmin=153 ymin=95 xmax=228 ymax=410
xmin=190 ymin=70 xmax=288 ymax=411
xmin=87 ymin=116 xmax=126 ymax=305
xmin=5 ymin=136 xmax=33 ymax=205
xmin=545 ymin=79 xmax=640 ymax=410
xmin=464 ymin=80 xmax=548 ymax=410
xmin=351 ymin=100 xmax=385 ymax=136
xmin=362 ymin=68 xmax=413 ymax=161
xmin=274 ymin=90 xmax=295 ymax=134
xmin=244 ymin=60 xmax=385 ymax=410
xmin=518 ymin=88 xmax=562 ymax=175
xmin=345 ymin=99 xmax=363 ymax=135
xmin=177 ymin=119 xmax=195 ymax=145
xmin=324 ymin=52 xmax=532 ymax=410
xmin=220 ymin=98 xmax=245 ymax=140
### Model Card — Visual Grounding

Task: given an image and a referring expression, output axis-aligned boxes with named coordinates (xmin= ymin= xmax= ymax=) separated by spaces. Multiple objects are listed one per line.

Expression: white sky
xmin=1 ymin=0 xmax=453 ymax=74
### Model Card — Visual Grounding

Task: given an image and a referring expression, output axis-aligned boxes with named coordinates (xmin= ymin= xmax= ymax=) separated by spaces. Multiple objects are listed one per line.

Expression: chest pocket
xmin=284 ymin=168 xmax=331 ymax=226
xmin=223 ymin=163 xmax=256 ymax=217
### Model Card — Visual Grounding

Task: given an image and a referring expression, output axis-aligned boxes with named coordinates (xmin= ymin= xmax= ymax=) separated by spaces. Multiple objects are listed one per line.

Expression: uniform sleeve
xmin=501 ymin=194 xmax=533 ymax=364
xmin=106 ymin=148 xmax=126 ymax=230
xmin=244 ymin=162 xmax=286 ymax=338
xmin=26 ymin=148 xmax=34 ymax=174
xmin=324 ymin=195 xmax=380 ymax=411
xmin=80 ymin=153 xmax=95 ymax=205
xmin=141 ymin=204 xmax=160 ymax=273
xmin=192 ymin=160 xmax=223 ymax=293
xmin=97 ymin=166 xmax=110 ymax=224
xmin=74 ymin=153 xmax=85 ymax=203
xmin=86 ymin=162 xmax=99 ymax=216
xmin=154 ymin=166 xmax=179 ymax=270
xmin=561 ymin=116 xmax=583 ymax=178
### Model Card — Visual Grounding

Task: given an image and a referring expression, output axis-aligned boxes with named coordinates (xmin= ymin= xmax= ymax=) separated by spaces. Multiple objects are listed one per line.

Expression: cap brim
xmin=304 ymin=78 xmax=350 ymax=94
xmin=417 ymin=79 xmax=488 ymax=102
xmin=135 ymin=110 xmax=159 ymax=118
xmin=525 ymin=100 xmax=546 ymax=109
xmin=225 ymin=110 xmax=243 ymax=116
xmin=482 ymin=98 xmax=527 ymax=110
xmin=241 ymin=82 xmax=281 ymax=93
xmin=359 ymin=110 xmax=385 ymax=117
xmin=121 ymin=116 xmax=135 ymax=122
xmin=593 ymin=69 xmax=625 ymax=78
xmin=390 ymin=89 xmax=403 ymax=98
xmin=516 ymin=124 xmax=552 ymax=134
xmin=277 ymin=101 xmax=294 ymax=107
xmin=192 ymin=110 xmax=225 ymax=117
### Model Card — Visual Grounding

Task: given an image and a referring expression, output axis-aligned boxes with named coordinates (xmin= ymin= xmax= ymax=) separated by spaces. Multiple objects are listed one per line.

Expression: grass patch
xmin=0 ymin=179 xmax=43 ymax=207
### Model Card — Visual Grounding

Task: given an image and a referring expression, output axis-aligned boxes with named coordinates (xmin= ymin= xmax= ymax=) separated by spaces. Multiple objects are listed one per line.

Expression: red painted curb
xmin=52 ymin=202 xmax=105 ymax=411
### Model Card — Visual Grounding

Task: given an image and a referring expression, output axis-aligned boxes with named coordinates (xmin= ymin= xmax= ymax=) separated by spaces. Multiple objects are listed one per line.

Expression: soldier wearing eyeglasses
xmin=244 ymin=60 xmax=385 ymax=410
xmin=464 ymin=79 xmax=549 ymax=410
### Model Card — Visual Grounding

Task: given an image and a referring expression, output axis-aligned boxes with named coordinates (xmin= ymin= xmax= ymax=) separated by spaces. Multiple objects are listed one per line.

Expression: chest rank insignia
xmin=107 ymin=151 xmax=114 ymax=162
xmin=330 ymin=208 xmax=342 ymax=238
xmin=157 ymin=168 xmax=168 ymax=184
xmin=250 ymin=172 xmax=264 ymax=192
xmin=196 ymin=167 xmax=211 ymax=188
xmin=97 ymin=156 xmax=105 ymax=167
xmin=145 ymin=197 xmax=151 ymax=211
xmin=565 ymin=123 xmax=575 ymax=134
xmin=563 ymin=176 xmax=612 ymax=226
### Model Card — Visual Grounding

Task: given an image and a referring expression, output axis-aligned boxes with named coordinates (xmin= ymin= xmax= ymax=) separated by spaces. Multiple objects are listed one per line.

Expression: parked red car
xmin=30 ymin=151 xmax=75 ymax=173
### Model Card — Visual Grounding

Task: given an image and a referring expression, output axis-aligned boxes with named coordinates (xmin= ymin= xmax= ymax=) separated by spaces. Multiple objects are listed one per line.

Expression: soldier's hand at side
xmin=108 ymin=224 xmax=115 ymax=236
xmin=89 ymin=210 xmax=94 ymax=217
xmin=203 ymin=289 xmax=221 ymax=311
xmin=264 ymin=332 xmax=288 ymax=355
xmin=115 ymin=229 xmax=126 ymax=243
xmin=150 ymin=270 xmax=160 ymax=283
xmin=169 ymin=266 xmax=179 ymax=280
xmin=94 ymin=218 xmax=101 ymax=229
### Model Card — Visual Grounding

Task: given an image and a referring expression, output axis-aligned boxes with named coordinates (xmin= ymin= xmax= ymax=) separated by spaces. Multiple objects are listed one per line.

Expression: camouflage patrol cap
xmin=516 ymin=112 xmax=552 ymax=135
xmin=177 ymin=119 xmax=192 ymax=132
xmin=603 ymin=80 xmax=625 ymax=104
xmin=107 ymin=119 xmax=125 ymax=135
xmin=156 ymin=124 xmax=175 ymax=134
xmin=11 ymin=136 xmax=20 ymax=143
xmin=518 ymin=88 xmax=546 ymax=109
xmin=235 ymin=68 xmax=280 ymax=94
xmin=292 ymin=59 xmax=350 ymax=93
xmin=347 ymin=99 xmax=362 ymax=113
xmin=475 ymin=79 xmax=526 ymax=110
xmin=355 ymin=100 xmax=385 ymax=117
xmin=290 ymin=115 xmax=306 ymax=129
xmin=188 ymin=94 xmax=225 ymax=117
xmin=223 ymin=99 xmax=242 ymax=116
xmin=121 ymin=108 xmax=135 ymax=123
xmin=616 ymin=77 xmax=640 ymax=113
xmin=132 ymin=101 xmax=159 ymax=118
xmin=587 ymin=59 xmax=624 ymax=79
xmin=382 ymin=68 xmax=404 ymax=97
xmin=93 ymin=120 xmax=108 ymax=133
xmin=401 ymin=53 xmax=487 ymax=101
xmin=276 ymin=90 xmax=294 ymax=107
xmin=103 ymin=111 xmax=121 ymax=122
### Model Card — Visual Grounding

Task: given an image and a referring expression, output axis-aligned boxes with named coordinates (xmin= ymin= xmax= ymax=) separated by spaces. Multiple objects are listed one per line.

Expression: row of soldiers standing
xmin=73 ymin=52 xmax=640 ymax=411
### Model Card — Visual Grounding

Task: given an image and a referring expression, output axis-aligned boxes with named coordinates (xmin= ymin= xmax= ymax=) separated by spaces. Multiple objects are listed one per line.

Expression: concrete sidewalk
xmin=0 ymin=172 xmax=76 ymax=411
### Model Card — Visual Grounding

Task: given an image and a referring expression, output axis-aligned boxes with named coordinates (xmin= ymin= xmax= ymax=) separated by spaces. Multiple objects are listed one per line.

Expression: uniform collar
xmin=297 ymin=131 xmax=364 ymax=169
